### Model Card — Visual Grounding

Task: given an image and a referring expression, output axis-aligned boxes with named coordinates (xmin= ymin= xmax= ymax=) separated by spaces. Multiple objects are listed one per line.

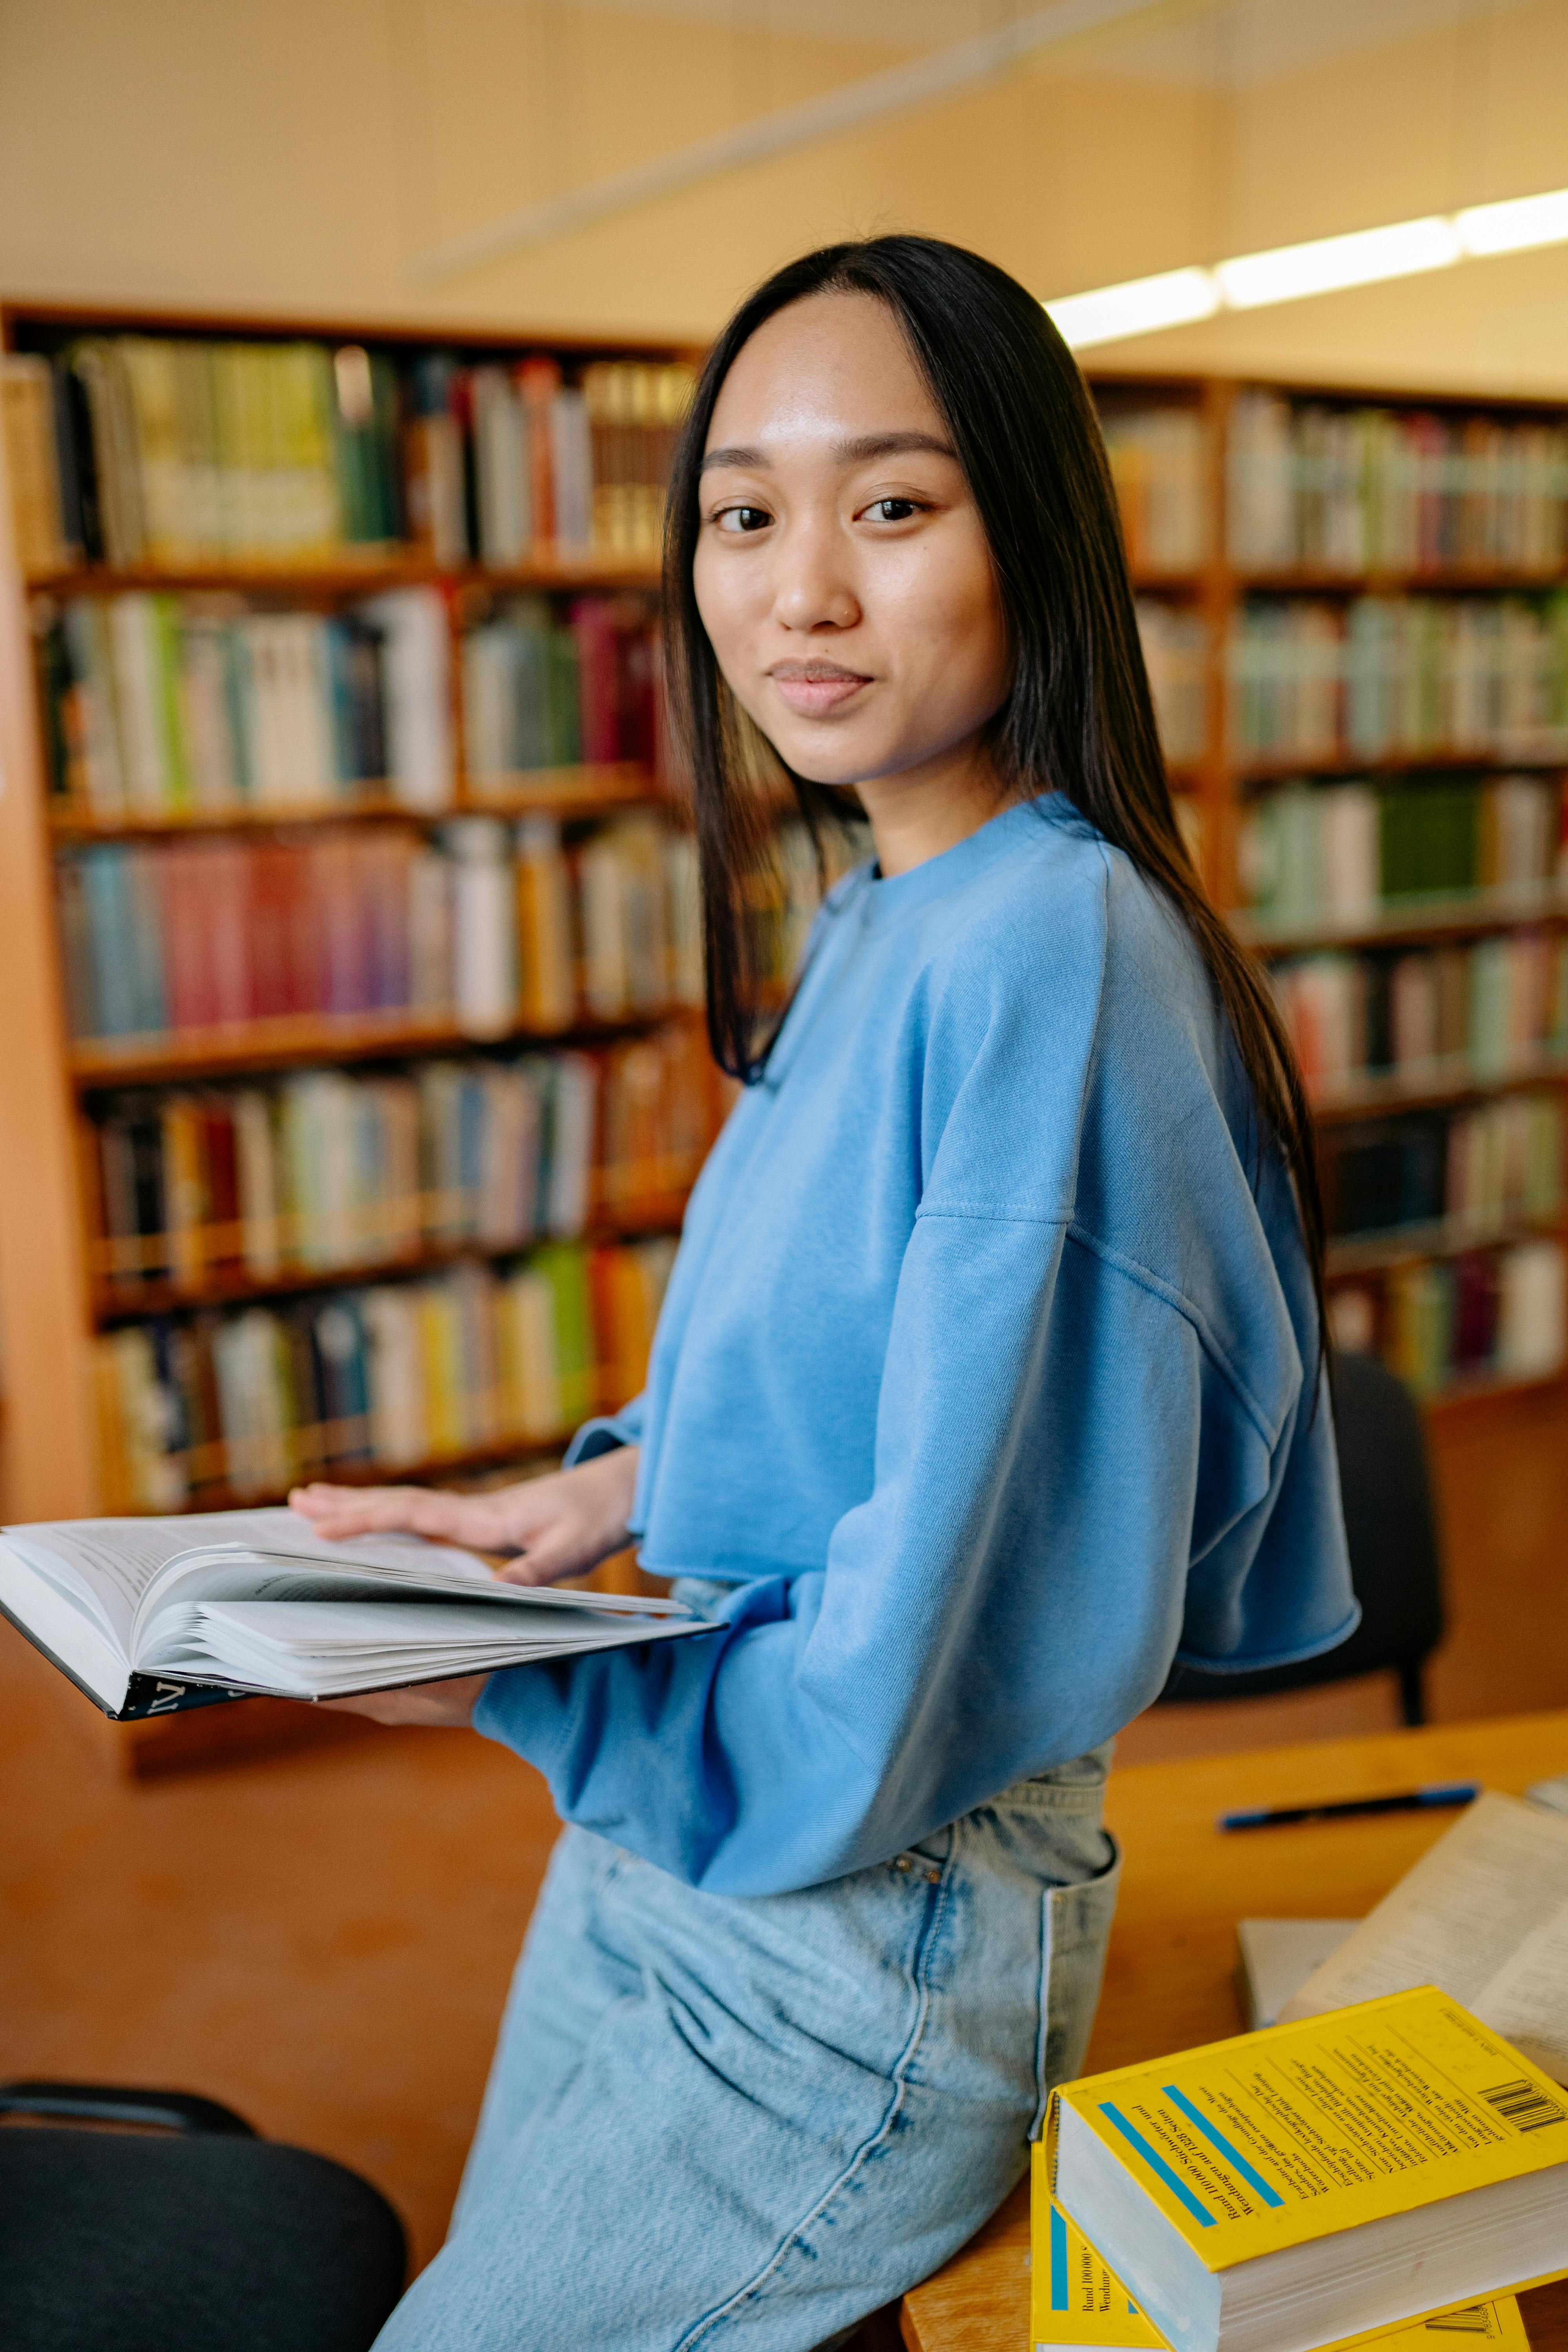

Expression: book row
xmin=1330 ymin=1238 xmax=1568 ymax=1398
xmin=90 ymin=1024 xmax=715 ymax=1294
xmin=56 ymin=814 xmax=703 ymax=1043
xmin=38 ymin=585 xmax=661 ymax=819
xmin=1133 ymin=599 xmax=1207 ymax=766
xmin=1228 ymin=594 xmax=1568 ymax=763
xmin=1240 ymin=773 xmax=1562 ymax=925
xmin=1 ymin=340 xmax=695 ymax=572
xmin=1227 ymin=389 xmax=1568 ymax=573
xmin=92 ymin=1240 xmax=676 ymax=1514
xmin=1323 ymin=1090 xmax=1562 ymax=1240
xmin=1100 ymin=408 xmax=1210 ymax=573
xmin=1272 ymin=931 xmax=1568 ymax=1097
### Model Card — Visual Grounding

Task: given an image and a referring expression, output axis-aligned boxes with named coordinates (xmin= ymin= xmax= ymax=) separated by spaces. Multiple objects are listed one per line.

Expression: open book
xmin=1277 ymin=1790 xmax=1568 ymax=2085
xmin=0 ymin=1507 xmax=703 ymax=1720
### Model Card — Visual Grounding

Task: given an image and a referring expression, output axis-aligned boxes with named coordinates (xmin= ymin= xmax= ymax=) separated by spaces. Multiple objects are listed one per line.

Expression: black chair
xmin=1160 ymin=1348 xmax=1445 ymax=1726
xmin=0 ymin=2080 xmax=407 ymax=2352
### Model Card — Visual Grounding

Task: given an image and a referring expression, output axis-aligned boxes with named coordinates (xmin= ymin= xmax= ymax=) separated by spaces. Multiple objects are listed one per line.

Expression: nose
xmin=771 ymin=515 xmax=861 ymax=634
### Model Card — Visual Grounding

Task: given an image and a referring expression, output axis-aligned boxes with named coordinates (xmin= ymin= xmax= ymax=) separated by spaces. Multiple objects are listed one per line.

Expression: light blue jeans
xmin=375 ymin=1721 xmax=1119 ymax=2350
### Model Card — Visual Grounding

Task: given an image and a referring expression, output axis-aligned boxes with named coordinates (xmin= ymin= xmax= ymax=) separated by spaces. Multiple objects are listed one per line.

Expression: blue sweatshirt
xmin=475 ymin=793 xmax=1356 ymax=1893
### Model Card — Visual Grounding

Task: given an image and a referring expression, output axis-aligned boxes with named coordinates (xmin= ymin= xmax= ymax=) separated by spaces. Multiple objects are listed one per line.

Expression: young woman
xmin=293 ymin=236 xmax=1356 ymax=2351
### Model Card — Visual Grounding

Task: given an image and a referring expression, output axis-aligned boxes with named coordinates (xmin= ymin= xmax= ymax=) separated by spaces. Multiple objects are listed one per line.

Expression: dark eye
xmin=865 ymin=498 xmax=921 ymax=523
xmin=715 ymin=505 xmax=771 ymax=534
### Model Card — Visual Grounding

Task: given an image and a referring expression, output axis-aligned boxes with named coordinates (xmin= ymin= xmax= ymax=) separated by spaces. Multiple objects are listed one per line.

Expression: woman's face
xmin=692 ymin=292 xmax=1011 ymax=798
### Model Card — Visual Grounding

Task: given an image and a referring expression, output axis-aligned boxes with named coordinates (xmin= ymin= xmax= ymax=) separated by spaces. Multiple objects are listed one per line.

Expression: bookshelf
xmin=1094 ymin=369 xmax=1568 ymax=1410
xmin=0 ymin=299 xmax=731 ymax=1581
xmin=3 ymin=312 xmax=1567 ymax=1671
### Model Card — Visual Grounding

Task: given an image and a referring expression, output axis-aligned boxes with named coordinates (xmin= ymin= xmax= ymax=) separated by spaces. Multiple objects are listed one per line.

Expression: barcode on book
xmin=1479 ymin=2076 xmax=1566 ymax=2132
xmin=1425 ymin=2309 xmax=1493 ymax=2336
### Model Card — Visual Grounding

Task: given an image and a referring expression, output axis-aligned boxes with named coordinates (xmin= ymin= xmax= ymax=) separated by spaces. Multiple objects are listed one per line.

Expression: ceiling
xmin=557 ymin=0 xmax=1514 ymax=87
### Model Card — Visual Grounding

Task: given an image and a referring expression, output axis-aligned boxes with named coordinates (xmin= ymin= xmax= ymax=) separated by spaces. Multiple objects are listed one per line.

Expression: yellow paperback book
xmin=1029 ymin=2146 xmax=1167 ymax=2348
xmin=1028 ymin=2148 xmax=1530 ymax=2352
xmin=1045 ymin=1987 xmax=1568 ymax=2352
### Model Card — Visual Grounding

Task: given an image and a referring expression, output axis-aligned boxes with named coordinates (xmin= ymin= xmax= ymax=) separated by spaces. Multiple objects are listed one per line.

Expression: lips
xmin=768 ymin=664 xmax=872 ymax=717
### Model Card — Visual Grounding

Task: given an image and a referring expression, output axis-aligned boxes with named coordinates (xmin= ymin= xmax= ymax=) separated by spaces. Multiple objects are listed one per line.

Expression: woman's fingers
xmin=288 ymin=1483 xmax=515 ymax=1552
xmin=289 ymin=1446 xmax=639 ymax=1584
xmin=319 ymin=1671 xmax=489 ymax=1726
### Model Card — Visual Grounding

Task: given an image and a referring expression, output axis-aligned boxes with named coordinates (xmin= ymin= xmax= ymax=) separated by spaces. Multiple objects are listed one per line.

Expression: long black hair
xmin=662 ymin=234 xmax=1326 ymax=1341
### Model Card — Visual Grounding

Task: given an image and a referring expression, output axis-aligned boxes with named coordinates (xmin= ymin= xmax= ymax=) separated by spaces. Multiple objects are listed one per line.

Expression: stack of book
xmin=56 ymin=813 xmax=704 ymax=1044
xmin=1038 ymin=1985 xmax=1568 ymax=2352
xmin=41 ymin=590 xmax=399 ymax=812
xmin=0 ymin=339 xmax=694 ymax=572
xmin=1323 ymin=1091 xmax=1562 ymax=1239
xmin=1228 ymin=596 xmax=1568 ymax=765
xmin=1227 ymin=388 xmax=1568 ymax=574
xmin=1134 ymin=602 xmax=1209 ymax=766
xmin=1329 ymin=1238 xmax=1567 ymax=1397
xmin=38 ymin=586 xmax=663 ymax=820
xmin=91 ymin=1236 xmax=678 ymax=1512
xmin=1098 ymin=406 xmax=1209 ymax=573
xmin=89 ymin=1024 xmax=715 ymax=1297
xmin=1273 ymin=932 xmax=1568 ymax=1099
xmin=461 ymin=593 xmax=658 ymax=776
xmin=1240 ymin=773 xmax=1563 ymax=929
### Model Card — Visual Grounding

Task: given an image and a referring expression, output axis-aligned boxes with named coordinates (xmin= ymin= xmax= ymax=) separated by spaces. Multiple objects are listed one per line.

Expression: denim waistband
xmin=987 ymin=1746 xmax=1114 ymax=1813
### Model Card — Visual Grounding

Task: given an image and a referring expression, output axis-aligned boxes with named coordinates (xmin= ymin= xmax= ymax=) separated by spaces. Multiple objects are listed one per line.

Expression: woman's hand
xmin=288 ymin=1444 xmax=640 ymax=1587
xmin=289 ymin=1447 xmax=641 ymax=1728
xmin=321 ymin=1672 xmax=492 ymax=1728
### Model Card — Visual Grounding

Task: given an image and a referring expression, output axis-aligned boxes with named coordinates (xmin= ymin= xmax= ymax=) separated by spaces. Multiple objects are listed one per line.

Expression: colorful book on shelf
xmin=1045 ymin=1985 xmax=1568 ymax=2352
xmin=1226 ymin=389 xmax=1568 ymax=575
xmin=0 ymin=1505 xmax=703 ymax=1721
xmin=56 ymin=810 xmax=706 ymax=1048
xmin=1029 ymin=2149 xmax=1529 ymax=2352
xmin=88 ymin=1030 xmax=711 ymax=1292
xmin=89 ymin=1235 xmax=680 ymax=1512
xmin=17 ymin=328 xmax=688 ymax=574
xmin=0 ymin=354 xmax=69 ymax=572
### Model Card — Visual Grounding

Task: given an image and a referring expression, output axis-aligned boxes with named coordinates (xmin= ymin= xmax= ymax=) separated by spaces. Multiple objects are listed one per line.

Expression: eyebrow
xmin=699 ymin=429 xmax=957 ymax=473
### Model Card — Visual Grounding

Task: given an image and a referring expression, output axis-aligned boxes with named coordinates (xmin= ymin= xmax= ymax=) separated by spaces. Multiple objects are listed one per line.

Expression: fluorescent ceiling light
xmin=1214 ymin=215 xmax=1461 ymax=309
xmin=1047 ymin=266 xmax=1219 ymax=347
xmin=1457 ymin=187 xmax=1568 ymax=257
xmin=1049 ymin=183 xmax=1568 ymax=349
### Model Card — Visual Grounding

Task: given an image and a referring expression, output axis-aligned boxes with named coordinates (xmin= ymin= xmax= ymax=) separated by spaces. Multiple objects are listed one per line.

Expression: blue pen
xmin=1218 ymin=1781 xmax=1480 ymax=1832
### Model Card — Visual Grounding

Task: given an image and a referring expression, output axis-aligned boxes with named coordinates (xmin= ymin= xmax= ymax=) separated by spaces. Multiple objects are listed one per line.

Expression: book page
xmin=1278 ymin=1792 xmax=1568 ymax=2023
xmin=1475 ymin=1898 xmax=1568 ymax=2088
xmin=1 ymin=1516 xmax=204 ymax=1646
xmin=2 ymin=1507 xmax=494 ymax=1653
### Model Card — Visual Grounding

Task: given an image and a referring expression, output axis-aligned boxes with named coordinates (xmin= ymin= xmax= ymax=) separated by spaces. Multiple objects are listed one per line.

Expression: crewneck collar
xmin=857 ymin=791 xmax=1071 ymax=927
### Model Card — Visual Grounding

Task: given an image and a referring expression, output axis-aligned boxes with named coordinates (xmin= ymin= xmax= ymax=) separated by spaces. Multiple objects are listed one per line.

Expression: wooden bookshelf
xmin=1308 ymin=1049 xmax=1568 ymax=1121
xmin=4 ymin=315 xmax=1568 ymax=1584
xmin=90 ymin=1194 xmax=695 ymax=1323
xmin=67 ymin=1000 xmax=696 ymax=1087
xmin=29 ymin=557 xmax=665 ymax=597
xmin=0 ymin=297 xmax=708 ymax=1557
xmin=1095 ymin=365 xmax=1568 ymax=1414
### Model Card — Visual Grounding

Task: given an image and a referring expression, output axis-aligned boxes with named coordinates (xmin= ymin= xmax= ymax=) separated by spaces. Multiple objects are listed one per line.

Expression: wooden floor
xmin=0 ymin=1630 xmax=554 ymax=2274
xmin=4 ymin=1385 xmax=1567 ymax=2275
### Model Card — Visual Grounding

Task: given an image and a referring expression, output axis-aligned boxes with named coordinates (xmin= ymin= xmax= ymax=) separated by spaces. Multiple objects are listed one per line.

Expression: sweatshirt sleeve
xmin=472 ymin=1209 xmax=1327 ymax=1894
xmin=562 ymin=1393 xmax=646 ymax=1465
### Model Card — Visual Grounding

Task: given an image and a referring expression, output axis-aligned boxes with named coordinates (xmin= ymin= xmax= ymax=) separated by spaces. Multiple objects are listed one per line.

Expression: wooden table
xmin=900 ymin=1710 xmax=1568 ymax=2352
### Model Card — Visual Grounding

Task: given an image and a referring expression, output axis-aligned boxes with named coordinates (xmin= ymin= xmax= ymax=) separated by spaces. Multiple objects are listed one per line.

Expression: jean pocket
xmin=1030 ymin=1831 xmax=1122 ymax=2137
